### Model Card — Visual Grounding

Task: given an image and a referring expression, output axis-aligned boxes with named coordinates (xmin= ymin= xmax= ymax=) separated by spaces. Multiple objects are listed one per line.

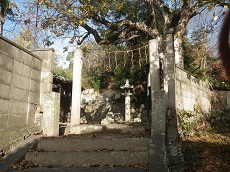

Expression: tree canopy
xmin=0 ymin=0 xmax=16 ymax=35
xmin=36 ymin=0 xmax=229 ymax=67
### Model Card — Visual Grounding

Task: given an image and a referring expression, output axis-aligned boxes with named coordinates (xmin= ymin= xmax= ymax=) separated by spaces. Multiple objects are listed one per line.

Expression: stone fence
xmin=0 ymin=36 xmax=57 ymax=155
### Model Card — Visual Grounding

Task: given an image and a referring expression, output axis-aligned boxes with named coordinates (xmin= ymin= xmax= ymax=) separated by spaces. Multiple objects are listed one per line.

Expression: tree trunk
xmin=174 ymin=33 xmax=184 ymax=68
xmin=0 ymin=21 xmax=4 ymax=35
xmin=0 ymin=8 xmax=5 ymax=35
xmin=173 ymin=6 xmax=192 ymax=68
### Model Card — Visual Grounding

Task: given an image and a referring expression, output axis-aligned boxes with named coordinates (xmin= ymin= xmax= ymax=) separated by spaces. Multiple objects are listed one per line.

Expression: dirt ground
xmin=183 ymin=120 xmax=230 ymax=172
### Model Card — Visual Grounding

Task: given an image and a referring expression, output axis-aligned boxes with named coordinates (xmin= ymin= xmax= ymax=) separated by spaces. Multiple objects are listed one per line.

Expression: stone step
xmin=8 ymin=125 xmax=150 ymax=171
xmin=24 ymin=151 xmax=148 ymax=166
xmin=36 ymin=137 xmax=149 ymax=151
xmin=64 ymin=124 xmax=149 ymax=135
xmin=10 ymin=167 xmax=147 ymax=172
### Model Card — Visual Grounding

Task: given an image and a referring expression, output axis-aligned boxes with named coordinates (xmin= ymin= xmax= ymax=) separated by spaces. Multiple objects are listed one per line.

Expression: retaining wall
xmin=0 ymin=36 xmax=54 ymax=155
xmin=175 ymin=67 xmax=212 ymax=116
xmin=0 ymin=36 xmax=42 ymax=130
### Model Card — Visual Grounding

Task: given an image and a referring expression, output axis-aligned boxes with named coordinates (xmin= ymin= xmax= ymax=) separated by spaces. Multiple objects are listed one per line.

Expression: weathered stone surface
xmin=41 ymin=71 xmax=53 ymax=83
xmin=0 ymin=125 xmax=42 ymax=155
xmin=149 ymin=91 xmax=168 ymax=172
xmin=30 ymin=49 xmax=54 ymax=61
xmin=0 ymin=37 xmax=16 ymax=58
xmin=40 ymin=83 xmax=52 ymax=93
xmin=0 ymin=114 xmax=8 ymax=130
xmin=8 ymin=101 xmax=28 ymax=116
xmin=11 ymin=87 xmax=29 ymax=102
xmin=166 ymin=33 xmax=184 ymax=172
xmin=42 ymin=92 xmax=60 ymax=136
xmin=30 ymin=80 xmax=40 ymax=93
xmin=30 ymin=69 xmax=41 ymax=82
xmin=25 ymin=151 xmax=148 ymax=166
xmin=23 ymin=53 xmax=34 ymax=67
xmin=0 ymin=135 xmax=42 ymax=172
xmin=0 ymin=37 xmax=54 ymax=168
xmin=29 ymin=92 xmax=40 ymax=104
xmin=0 ymin=83 xmax=11 ymax=100
xmin=41 ymin=60 xmax=53 ymax=72
xmin=151 ymin=91 xmax=166 ymax=135
xmin=149 ymin=39 xmax=160 ymax=91
xmin=32 ymin=58 xmax=42 ymax=70
xmin=0 ymin=99 xmax=9 ymax=114
xmin=7 ymin=114 xmax=27 ymax=128
xmin=13 ymin=60 xmax=31 ymax=78
xmin=0 ymin=68 xmax=12 ymax=85
xmin=175 ymin=67 xmax=211 ymax=115
xmin=37 ymin=137 xmax=148 ymax=151
xmin=28 ymin=104 xmax=39 ymax=124
xmin=149 ymin=136 xmax=168 ymax=172
xmin=12 ymin=73 xmax=30 ymax=90
xmin=0 ymin=53 xmax=13 ymax=71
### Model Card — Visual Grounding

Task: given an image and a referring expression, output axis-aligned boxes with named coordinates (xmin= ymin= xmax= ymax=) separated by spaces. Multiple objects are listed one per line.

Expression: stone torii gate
xmin=69 ymin=33 xmax=184 ymax=171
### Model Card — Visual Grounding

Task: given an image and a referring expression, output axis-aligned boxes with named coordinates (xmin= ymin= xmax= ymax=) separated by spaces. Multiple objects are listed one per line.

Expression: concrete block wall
xmin=29 ymin=49 xmax=59 ymax=137
xmin=175 ymin=67 xmax=212 ymax=115
xmin=0 ymin=36 xmax=55 ymax=155
xmin=29 ymin=49 xmax=54 ymax=106
xmin=0 ymin=36 xmax=42 ymax=131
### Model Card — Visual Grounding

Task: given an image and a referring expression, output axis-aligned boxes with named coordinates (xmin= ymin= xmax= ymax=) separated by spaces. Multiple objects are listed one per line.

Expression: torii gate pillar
xmin=70 ymin=49 xmax=83 ymax=134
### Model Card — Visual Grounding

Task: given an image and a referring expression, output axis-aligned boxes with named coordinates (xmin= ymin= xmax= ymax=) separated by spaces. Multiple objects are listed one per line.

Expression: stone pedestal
xmin=42 ymin=92 xmax=60 ymax=136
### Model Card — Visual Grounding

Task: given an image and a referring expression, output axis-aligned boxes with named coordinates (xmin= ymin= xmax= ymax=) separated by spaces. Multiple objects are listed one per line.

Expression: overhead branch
xmin=117 ymin=19 xmax=159 ymax=38
xmin=90 ymin=13 xmax=112 ymax=28
xmin=77 ymin=32 xmax=90 ymax=45
xmin=81 ymin=22 xmax=105 ymax=44
xmin=189 ymin=1 xmax=210 ymax=19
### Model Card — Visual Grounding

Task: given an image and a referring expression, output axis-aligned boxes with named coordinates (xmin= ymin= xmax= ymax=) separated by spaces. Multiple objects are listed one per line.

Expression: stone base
xmin=68 ymin=124 xmax=147 ymax=135
xmin=70 ymin=125 xmax=81 ymax=134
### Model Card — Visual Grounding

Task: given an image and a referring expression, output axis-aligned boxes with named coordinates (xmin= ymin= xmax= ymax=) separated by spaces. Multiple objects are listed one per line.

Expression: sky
xmin=3 ymin=0 xmax=76 ymax=68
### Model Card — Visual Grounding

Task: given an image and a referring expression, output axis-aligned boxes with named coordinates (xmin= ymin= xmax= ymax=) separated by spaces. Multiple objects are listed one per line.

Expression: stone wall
xmin=175 ymin=67 xmax=212 ymax=116
xmin=215 ymin=90 xmax=230 ymax=110
xmin=80 ymin=89 xmax=125 ymax=124
xmin=0 ymin=36 xmax=54 ymax=155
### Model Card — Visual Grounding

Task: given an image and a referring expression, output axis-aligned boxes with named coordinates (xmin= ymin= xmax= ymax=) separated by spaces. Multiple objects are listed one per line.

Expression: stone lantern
xmin=121 ymin=79 xmax=133 ymax=122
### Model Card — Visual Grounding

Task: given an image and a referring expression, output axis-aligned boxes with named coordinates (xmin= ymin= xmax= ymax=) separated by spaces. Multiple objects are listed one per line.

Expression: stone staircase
xmin=9 ymin=125 xmax=150 ymax=172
